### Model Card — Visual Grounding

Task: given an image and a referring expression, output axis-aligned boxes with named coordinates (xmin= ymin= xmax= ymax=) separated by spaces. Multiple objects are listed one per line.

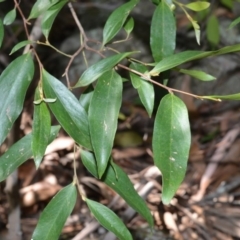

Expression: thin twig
xmin=68 ymin=2 xmax=88 ymax=42
xmin=63 ymin=45 xmax=84 ymax=88
xmin=118 ymin=63 xmax=208 ymax=100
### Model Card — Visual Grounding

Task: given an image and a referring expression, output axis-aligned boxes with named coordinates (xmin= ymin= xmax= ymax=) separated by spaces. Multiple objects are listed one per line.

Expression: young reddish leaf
xmin=81 ymin=150 xmax=153 ymax=227
xmin=102 ymin=0 xmax=139 ymax=46
xmin=152 ymin=94 xmax=191 ymax=204
xmin=88 ymin=70 xmax=122 ymax=178
xmin=185 ymin=1 xmax=210 ymax=11
xmin=0 ymin=126 xmax=60 ymax=182
xmin=179 ymin=68 xmax=216 ymax=81
xmin=3 ymin=8 xmax=16 ymax=25
xmin=74 ymin=52 xmax=135 ymax=88
xmin=0 ymin=19 xmax=4 ymax=48
xmin=32 ymin=183 xmax=77 ymax=240
xmin=0 ymin=53 xmax=34 ymax=145
xmin=150 ymin=43 xmax=240 ymax=76
xmin=10 ymin=40 xmax=33 ymax=55
xmin=129 ymin=62 xmax=154 ymax=117
xmin=32 ymin=86 xmax=51 ymax=168
xmin=41 ymin=0 xmax=68 ymax=39
xmin=28 ymin=0 xmax=59 ymax=20
xmin=150 ymin=0 xmax=176 ymax=62
xmin=86 ymin=198 xmax=133 ymax=240
xmin=42 ymin=70 xmax=92 ymax=150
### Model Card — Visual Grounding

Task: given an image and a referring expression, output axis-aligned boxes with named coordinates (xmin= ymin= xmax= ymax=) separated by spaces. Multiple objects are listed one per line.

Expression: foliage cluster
xmin=1 ymin=0 xmax=240 ymax=239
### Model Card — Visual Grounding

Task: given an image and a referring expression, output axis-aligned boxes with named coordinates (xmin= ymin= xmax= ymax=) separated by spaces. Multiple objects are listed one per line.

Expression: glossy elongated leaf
xmin=150 ymin=0 xmax=176 ymax=62
xmin=152 ymin=94 xmax=191 ymax=204
xmin=88 ymin=70 xmax=122 ymax=177
xmin=0 ymin=126 xmax=60 ymax=182
xmin=81 ymin=150 xmax=153 ymax=227
xmin=102 ymin=0 xmax=139 ymax=46
xmin=10 ymin=40 xmax=33 ymax=55
xmin=229 ymin=16 xmax=240 ymax=29
xmin=129 ymin=63 xmax=154 ymax=116
xmin=42 ymin=70 xmax=92 ymax=150
xmin=179 ymin=68 xmax=216 ymax=81
xmin=0 ymin=19 xmax=4 ymax=48
xmin=202 ymin=93 xmax=240 ymax=101
xmin=185 ymin=1 xmax=210 ymax=11
xmin=86 ymin=198 xmax=133 ymax=240
xmin=206 ymin=15 xmax=219 ymax=47
xmin=3 ymin=8 xmax=16 ymax=25
xmin=41 ymin=0 xmax=68 ymax=39
xmin=150 ymin=43 xmax=240 ymax=76
xmin=79 ymin=85 xmax=94 ymax=113
xmin=74 ymin=52 xmax=134 ymax=88
xmin=32 ymin=87 xmax=51 ymax=168
xmin=28 ymin=0 xmax=59 ymax=19
xmin=0 ymin=53 xmax=34 ymax=145
xmin=32 ymin=183 xmax=77 ymax=240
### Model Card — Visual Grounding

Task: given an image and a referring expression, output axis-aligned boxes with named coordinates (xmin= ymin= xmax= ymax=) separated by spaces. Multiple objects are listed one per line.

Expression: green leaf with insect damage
xmin=88 ymin=70 xmax=122 ymax=178
xmin=152 ymin=94 xmax=191 ymax=204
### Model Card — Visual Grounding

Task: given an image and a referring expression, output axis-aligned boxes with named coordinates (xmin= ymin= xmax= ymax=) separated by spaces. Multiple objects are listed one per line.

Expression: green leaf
xmin=179 ymin=68 xmax=216 ymax=81
xmin=86 ymin=198 xmax=133 ymax=240
xmin=81 ymin=150 xmax=153 ymax=227
xmin=124 ymin=17 xmax=134 ymax=38
xmin=0 ymin=53 xmax=34 ymax=145
xmin=102 ymin=0 xmax=139 ymax=46
xmin=0 ymin=19 xmax=4 ymax=48
xmin=74 ymin=52 xmax=135 ymax=88
xmin=28 ymin=0 xmax=59 ymax=20
xmin=152 ymin=94 xmax=191 ymax=204
xmin=202 ymin=93 xmax=240 ymax=101
xmin=151 ymin=0 xmax=160 ymax=5
xmin=150 ymin=0 xmax=176 ymax=62
xmin=32 ymin=87 xmax=51 ymax=168
xmin=229 ymin=16 xmax=240 ymax=29
xmin=32 ymin=183 xmax=77 ymax=240
xmin=129 ymin=63 xmax=154 ymax=117
xmin=150 ymin=43 xmax=240 ymax=76
xmin=0 ymin=126 xmax=60 ymax=182
xmin=79 ymin=85 xmax=94 ymax=113
xmin=41 ymin=0 xmax=68 ymax=39
xmin=88 ymin=70 xmax=122 ymax=177
xmin=42 ymin=70 xmax=92 ymax=150
xmin=206 ymin=15 xmax=220 ymax=47
xmin=220 ymin=0 xmax=233 ymax=9
xmin=10 ymin=40 xmax=33 ymax=55
xmin=3 ymin=8 xmax=16 ymax=25
xmin=185 ymin=1 xmax=210 ymax=11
